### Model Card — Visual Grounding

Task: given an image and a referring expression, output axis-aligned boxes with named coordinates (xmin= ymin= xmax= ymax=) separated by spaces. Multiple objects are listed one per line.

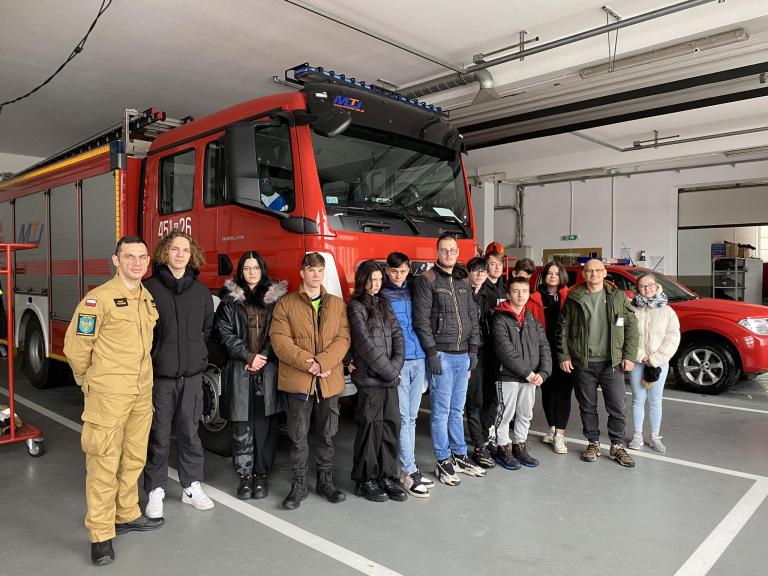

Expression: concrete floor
xmin=1 ymin=368 xmax=767 ymax=576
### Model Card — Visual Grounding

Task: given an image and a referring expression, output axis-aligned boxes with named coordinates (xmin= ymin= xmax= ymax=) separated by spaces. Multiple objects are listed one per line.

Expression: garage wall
xmin=488 ymin=159 xmax=768 ymax=276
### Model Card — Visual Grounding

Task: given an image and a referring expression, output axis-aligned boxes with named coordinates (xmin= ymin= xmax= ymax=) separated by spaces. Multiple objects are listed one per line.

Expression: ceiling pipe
xmin=402 ymin=0 xmax=718 ymax=99
xmin=573 ymin=125 xmax=768 ymax=152
xmin=403 ymin=68 xmax=499 ymax=102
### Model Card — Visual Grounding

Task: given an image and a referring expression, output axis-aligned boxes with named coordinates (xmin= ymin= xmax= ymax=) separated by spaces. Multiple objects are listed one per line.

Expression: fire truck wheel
xmin=27 ymin=438 xmax=44 ymax=457
xmin=24 ymin=316 xmax=55 ymax=389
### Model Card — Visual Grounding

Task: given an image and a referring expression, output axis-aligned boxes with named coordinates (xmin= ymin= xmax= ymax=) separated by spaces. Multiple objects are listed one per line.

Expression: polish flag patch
xmin=85 ymin=299 xmax=97 ymax=307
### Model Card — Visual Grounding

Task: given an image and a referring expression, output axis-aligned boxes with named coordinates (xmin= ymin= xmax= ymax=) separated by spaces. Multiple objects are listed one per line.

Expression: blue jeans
xmin=629 ymin=362 xmax=668 ymax=434
xmin=427 ymin=352 xmax=470 ymax=461
xmin=398 ymin=358 xmax=426 ymax=475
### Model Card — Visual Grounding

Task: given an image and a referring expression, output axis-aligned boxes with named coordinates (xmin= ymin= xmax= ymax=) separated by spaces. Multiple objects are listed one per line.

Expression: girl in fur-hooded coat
xmin=214 ymin=251 xmax=288 ymax=498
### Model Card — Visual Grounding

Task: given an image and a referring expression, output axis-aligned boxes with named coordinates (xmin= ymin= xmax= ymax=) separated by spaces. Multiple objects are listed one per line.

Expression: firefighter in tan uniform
xmin=64 ymin=236 xmax=163 ymax=566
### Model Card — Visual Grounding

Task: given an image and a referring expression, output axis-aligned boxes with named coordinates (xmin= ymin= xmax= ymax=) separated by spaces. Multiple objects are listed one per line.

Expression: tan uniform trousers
xmin=82 ymin=387 xmax=153 ymax=543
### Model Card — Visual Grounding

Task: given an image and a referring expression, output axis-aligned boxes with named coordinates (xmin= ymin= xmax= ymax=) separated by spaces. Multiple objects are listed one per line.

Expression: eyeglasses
xmin=468 ymin=269 xmax=488 ymax=275
xmin=584 ymin=269 xmax=605 ymax=274
xmin=638 ymin=283 xmax=657 ymax=290
xmin=243 ymin=266 xmax=261 ymax=273
xmin=438 ymin=248 xmax=458 ymax=256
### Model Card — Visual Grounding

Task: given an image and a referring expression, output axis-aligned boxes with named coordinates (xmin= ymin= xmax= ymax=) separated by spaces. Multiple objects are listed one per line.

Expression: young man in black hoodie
xmin=142 ymin=230 xmax=215 ymax=518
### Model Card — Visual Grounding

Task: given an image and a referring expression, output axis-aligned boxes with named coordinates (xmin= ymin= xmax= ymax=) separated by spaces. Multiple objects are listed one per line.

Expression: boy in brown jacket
xmin=269 ymin=252 xmax=351 ymax=510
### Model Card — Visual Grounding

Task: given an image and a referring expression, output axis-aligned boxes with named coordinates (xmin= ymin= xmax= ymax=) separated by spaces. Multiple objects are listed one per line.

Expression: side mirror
xmin=312 ymin=108 xmax=351 ymax=138
xmin=224 ymin=123 xmax=261 ymax=208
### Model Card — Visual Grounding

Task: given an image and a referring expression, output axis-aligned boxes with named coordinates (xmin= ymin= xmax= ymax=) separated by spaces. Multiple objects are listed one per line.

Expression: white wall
xmin=678 ymin=227 xmax=759 ymax=276
xmin=485 ymin=160 xmax=768 ymax=275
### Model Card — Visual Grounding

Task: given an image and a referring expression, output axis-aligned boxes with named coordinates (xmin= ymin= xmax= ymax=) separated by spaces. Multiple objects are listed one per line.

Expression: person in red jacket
xmin=526 ymin=261 xmax=572 ymax=454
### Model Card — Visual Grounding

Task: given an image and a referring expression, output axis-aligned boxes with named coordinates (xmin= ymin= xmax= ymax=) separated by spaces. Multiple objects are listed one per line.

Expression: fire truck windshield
xmin=311 ymin=125 xmax=468 ymax=229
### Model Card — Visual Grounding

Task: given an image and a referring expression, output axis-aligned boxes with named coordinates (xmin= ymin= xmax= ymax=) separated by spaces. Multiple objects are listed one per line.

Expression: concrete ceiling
xmin=2 ymin=0 xmax=768 ymax=168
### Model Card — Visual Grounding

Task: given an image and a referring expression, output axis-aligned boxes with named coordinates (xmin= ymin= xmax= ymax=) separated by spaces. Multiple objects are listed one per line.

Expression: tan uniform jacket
xmin=269 ymin=285 xmax=350 ymax=398
xmin=64 ymin=274 xmax=158 ymax=395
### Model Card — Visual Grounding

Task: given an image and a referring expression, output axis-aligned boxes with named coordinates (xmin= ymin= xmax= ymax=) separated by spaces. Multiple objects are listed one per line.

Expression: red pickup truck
xmin=529 ymin=264 xmax=768 ymax=394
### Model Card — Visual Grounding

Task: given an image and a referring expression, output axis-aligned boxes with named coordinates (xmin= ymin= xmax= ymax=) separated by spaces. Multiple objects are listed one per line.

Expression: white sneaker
xmin=649 ymin=434 xmax=667 ymax=453
xmin=552 ymin=433 xmax=568 ymax=454
xmin=182 ymin=481 xmax=214 ymax=510
xmin=628 ymin=433 xmax=644 ymax=450
xmin=145 ymin=487 xmax=165 ymax=519
xmin=542 ymin=426 xmax=555 ymax=445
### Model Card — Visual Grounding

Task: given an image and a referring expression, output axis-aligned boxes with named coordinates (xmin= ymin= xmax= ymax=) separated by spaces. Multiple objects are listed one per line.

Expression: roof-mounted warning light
xmin=285 ymin=62 xmax=444 ymax=116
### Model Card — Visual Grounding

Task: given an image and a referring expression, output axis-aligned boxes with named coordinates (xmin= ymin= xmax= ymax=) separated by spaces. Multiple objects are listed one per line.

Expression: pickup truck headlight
xmin=738 ymin=318 xmax=768 ymax=335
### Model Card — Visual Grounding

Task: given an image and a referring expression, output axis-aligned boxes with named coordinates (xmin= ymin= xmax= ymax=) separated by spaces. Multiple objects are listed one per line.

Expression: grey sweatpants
xmin=494 ymin=380 xmax=536 ymax=445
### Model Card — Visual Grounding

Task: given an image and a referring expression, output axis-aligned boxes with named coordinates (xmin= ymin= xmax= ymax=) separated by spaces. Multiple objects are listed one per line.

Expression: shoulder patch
xmin=85 ymin=298 xmax=97 ymax=307
xmin=76 ymin=314 xmax=97 ymax=336
xmin=113 ymin=298 xmax=128 ymax=307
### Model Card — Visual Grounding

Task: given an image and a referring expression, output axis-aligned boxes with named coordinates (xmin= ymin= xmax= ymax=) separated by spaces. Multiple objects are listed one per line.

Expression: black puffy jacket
xmin=492 ymin=301 xmax=552 ymax=382
xmin=412 ymin=263 xmax=480 ymax=356
xmin=472 ymin=282 xmax=496 ymax=351
xmin=144 ymin=266 xmax=213 ymax=378
xmin=347 ymin=296 xmax=405 ymax=387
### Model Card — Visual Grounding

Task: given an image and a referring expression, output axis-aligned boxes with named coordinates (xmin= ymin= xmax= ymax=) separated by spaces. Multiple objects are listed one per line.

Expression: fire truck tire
xmin=23 ymin=316 xmax=56 ymax=389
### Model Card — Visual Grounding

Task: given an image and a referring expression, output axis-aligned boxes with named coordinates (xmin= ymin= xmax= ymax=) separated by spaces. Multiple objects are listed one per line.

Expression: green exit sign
xmin=561 ymin=234 xmax=579 ymax=241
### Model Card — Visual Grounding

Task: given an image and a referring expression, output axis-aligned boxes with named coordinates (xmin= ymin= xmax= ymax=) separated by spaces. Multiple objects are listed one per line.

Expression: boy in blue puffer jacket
xmin=381 ymin=252 xmax=434 ymax=499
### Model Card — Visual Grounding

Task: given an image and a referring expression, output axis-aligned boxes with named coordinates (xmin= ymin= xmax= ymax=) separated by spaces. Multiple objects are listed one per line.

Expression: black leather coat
xmin=214 ymin=279 xmax=287 ymax=420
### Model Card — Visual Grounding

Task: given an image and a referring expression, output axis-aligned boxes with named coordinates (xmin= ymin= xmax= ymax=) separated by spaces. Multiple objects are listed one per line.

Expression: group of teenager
xmin=64 ymin=231 xmax=681 ymax=566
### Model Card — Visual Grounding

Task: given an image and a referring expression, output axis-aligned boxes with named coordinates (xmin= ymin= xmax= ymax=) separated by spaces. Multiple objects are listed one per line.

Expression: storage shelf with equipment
xmin=711 ymin=257 xmax=763 ymax=303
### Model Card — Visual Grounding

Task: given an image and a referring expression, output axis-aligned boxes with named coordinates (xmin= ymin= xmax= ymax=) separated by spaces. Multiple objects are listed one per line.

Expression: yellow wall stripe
xmin=114 ymin=169 xmax=121 ymax=241
xmin=0 ymin=145 xmax=111 ymax=190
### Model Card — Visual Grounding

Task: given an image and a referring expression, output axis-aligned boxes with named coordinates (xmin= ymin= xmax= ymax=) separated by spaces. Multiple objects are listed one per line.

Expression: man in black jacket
xmin=413 ymin=234 xmax=483 ymax=486
xmin=142 ymin=230 xmax=214 ymax=518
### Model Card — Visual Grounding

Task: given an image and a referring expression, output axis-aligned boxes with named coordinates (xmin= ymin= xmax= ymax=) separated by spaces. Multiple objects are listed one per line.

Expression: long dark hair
xmin=235 ymin=251 xmax=272 ymax=306
xmin=541 ymin=260 xmax=569 ymax=289
xmin=351 ymin=260 xmax=391 ymax=327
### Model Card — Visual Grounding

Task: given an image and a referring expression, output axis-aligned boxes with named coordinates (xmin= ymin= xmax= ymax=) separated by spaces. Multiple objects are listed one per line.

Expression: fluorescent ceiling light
xmin=723 ymin=146 xmax=768 ymax=158
xmin=580 ymin=29 xmax=749 ymax=79
xmin=536 ymin=167 xmax=607 ymax=181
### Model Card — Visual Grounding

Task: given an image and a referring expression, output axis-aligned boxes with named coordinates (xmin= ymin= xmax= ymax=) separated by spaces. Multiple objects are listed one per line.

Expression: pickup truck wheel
xmin=674 ymin=340 xmax=739 ymax=394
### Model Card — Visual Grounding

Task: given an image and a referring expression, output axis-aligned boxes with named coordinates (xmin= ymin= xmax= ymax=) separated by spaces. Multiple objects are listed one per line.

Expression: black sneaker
xmin=354 ymin=479 xmax=388 ymax=502
xmin=237 ymin=475 xmax=252 ymax=500
xmin=472 ymin=446 xmax=496 ymax=469
xmin=252 ymin=473 xmax=268 ymax=499
xmin=512 ymin=442 xmax=539 ymax=468
xmin=415 ymin=469 xmax=435 ymax=490
xmin=379 ymin=476 xmax=408 ymax=502
xmin=115 ymin=515 xmax=164 ymax=535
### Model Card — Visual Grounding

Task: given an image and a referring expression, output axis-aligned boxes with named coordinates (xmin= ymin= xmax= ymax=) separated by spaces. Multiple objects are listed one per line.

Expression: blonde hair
xmin=153 ymin=230 xmax=206 ymax=269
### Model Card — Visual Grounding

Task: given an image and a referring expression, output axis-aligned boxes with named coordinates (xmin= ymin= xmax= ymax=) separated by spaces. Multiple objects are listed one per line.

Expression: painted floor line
xmin=674 ymin=479 xmax=768 ymax=576
xmin=600 ymin=386 xmax=768 ymax=415
xmin=417 ymin=407 xmax=765 ymax=481
xmin=0 ymin=387 xmax=403 ymax=576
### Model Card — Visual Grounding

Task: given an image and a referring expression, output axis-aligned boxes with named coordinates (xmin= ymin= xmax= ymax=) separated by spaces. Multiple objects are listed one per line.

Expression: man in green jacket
xmin=557 ymin=259 xmax=638 ymax=467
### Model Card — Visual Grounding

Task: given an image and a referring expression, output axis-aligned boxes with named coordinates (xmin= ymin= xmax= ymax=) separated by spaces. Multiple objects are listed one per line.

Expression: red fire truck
xmin=0 ymin=64 xmax=475 ymax=438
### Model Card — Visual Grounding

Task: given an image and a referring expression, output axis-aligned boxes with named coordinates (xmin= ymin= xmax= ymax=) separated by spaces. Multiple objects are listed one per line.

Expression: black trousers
xmin=466 ymin=355 xmax=485 ymax=448
xmin=480 ymin=354 xmax=500 ymax=440
xmin=143 ymin=373 xmax=205 ymax=492
xmin=351 ymin=386 xmax=400 ymax=482
xmin=541 ymin=366 xmax=574 ymax=430
xmin=573 ymin=361 xmax=627 ymax=445
xmin=232 ymin=395 xmax=278 ymax=477
xmin=286 ymin=394 xmax=339 ymax=479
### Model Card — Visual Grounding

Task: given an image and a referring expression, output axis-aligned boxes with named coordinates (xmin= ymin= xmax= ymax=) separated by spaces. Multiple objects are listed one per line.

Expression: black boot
xmin=281 ymin=476 xmax=308 ymax=510
xmin=237 ymin=475 xmax=252 ymax=500
xmin=252 ymin=473 xmax=268 ymax=499
xmin=91 ymin=539 xmax=114 ymax=566
xmin=316 ymin=469 xmax=346 ymax=504
xmin=354 ymin=479 xmax=388 ymax=502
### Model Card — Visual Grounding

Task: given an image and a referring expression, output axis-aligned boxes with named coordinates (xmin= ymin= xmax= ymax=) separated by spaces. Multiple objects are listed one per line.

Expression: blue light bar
xmin=292 ymin=65 xmax=443 ymax=115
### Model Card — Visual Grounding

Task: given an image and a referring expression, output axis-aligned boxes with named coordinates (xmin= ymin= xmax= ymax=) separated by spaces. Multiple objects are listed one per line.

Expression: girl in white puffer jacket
xmin=629 ymin=274 xmax=681 ymax=452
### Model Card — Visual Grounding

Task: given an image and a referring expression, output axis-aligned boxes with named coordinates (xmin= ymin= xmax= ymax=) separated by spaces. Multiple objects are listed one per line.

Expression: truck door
xmin=213 ymin=122 xmax=306 ymax=289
